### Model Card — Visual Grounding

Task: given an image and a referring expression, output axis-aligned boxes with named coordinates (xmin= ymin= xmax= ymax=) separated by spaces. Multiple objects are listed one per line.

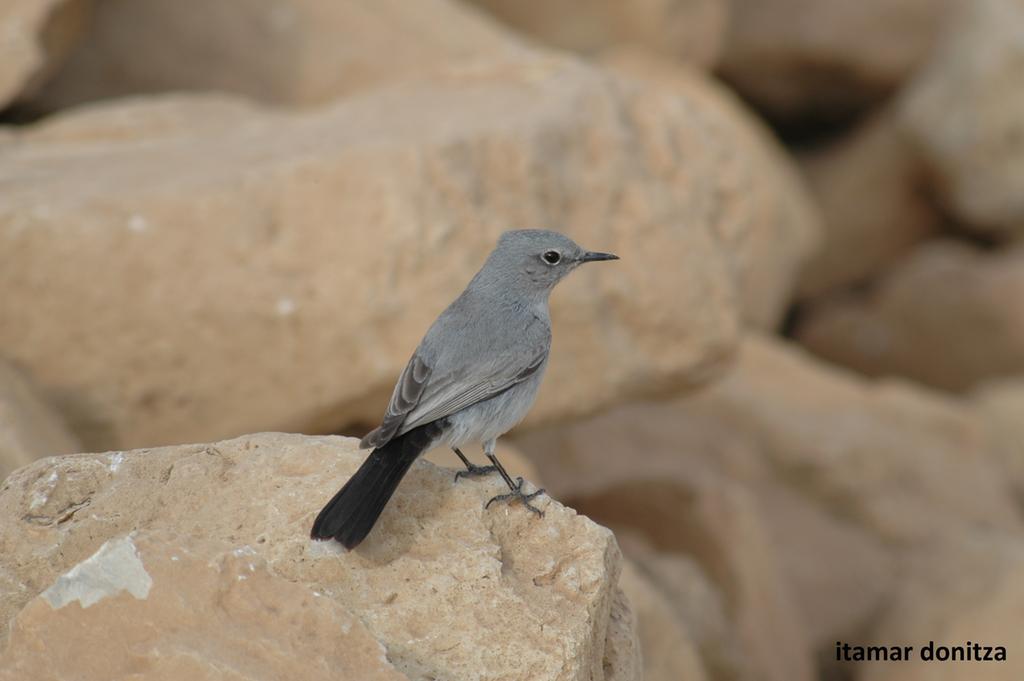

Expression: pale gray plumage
xmin=312 ymin=229 xmax=618 ymax=548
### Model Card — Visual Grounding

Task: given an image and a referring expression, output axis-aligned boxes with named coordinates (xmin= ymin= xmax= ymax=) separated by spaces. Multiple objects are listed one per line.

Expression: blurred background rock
xmin=1 ymin=0 xmax=1022 ymax=680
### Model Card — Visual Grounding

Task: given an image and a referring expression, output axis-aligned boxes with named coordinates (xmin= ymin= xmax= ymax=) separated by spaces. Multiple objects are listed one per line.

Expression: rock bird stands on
xmin=311 ymin=230 xmax=619 ymax=548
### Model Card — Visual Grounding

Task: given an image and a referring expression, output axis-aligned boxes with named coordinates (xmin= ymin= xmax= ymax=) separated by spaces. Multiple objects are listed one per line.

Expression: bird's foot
xmin=454 ymin=463 xmax=499 ymax=482
xmin=485 ymin=477 xmax=546 ymax=517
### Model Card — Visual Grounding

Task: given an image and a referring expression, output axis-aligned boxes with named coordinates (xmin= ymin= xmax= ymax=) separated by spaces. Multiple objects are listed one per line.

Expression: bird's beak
xmin=580 ymin=251 xmax=619 ymax=262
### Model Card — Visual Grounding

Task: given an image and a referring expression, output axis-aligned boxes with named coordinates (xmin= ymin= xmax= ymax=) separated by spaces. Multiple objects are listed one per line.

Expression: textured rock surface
xmin=619 ymin=536 xmax=735 ymax=681
xmin=0 ymin=432 xmax=631 ymax=680
xmin=0 ymin=360 xmax=79 ymax=482
xmin=608 ymin=480 xmax=813 ymax=681
xmin=797 ymin=241 xmax=1024 ymax=391
xmin=424 ymin=441 xmax=540 ymax=485
xmin=602 ymin=587 xmax=643 ymax=681
xmin=618 ymin=558 xmax=710 ymax=681
xmin=0 ymin=0 xmax=90 ymax=108
xmin=5 ymin=1 xmax=1024 ymax=678
xmin=0 ymin=532 xmax=409 ymax=681
xmin=900 ymin=0 xmax=1024 ymax=236
xmin=863 ymin=537 xmax=1024 ymax=681
xmin=0 ymin=53 xmax=797 ymax=450
xmin=753 ymin=481 xmax=894 ymax=651
xmin=468 ymin=0 xmax=727 ymax=68
xmin=604 ymin=51 xmax=821 ymax=330
xmin=972 ymin=379 xmax=1024 ymax=499
xmin=720 ymin=0 xmax=953 ymax=120
xmin=517 ymin=400 xmax=817 ymax=681
xmin=514 ymin=335 xmax=1021 ymax=653
xmin=29 ymin=0 xmax=528 ymax=110
xmin=797 ymin=111 xmax=938 ymax=297
xmin=680 ymin=336 xmax=1021 ymax=542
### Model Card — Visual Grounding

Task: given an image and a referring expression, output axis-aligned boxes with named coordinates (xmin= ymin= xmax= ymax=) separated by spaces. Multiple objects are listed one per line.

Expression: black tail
xmin=310 ymin=420 xmax=445 ymax=549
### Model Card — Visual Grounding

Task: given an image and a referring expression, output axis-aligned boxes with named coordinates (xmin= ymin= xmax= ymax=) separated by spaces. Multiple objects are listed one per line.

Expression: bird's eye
xmin=542 ymin=250 xmax=561 ymax=265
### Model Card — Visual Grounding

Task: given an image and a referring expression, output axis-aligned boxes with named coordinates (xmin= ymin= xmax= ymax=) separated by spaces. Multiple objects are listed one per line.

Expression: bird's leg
xmin=485 ymin=477 xmax=545 ymax=517
xmin=452 ymin=447 xmax=498 ymax=482
xmin=481 ymin=440 xmax=545 ymax=517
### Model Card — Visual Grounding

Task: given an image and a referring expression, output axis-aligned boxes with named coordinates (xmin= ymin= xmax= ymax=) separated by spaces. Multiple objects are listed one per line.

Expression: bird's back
xmin=421 ymin=287 xmax=551 ymax=369
xmin=361 ymin=286 xmax=551 ymax=448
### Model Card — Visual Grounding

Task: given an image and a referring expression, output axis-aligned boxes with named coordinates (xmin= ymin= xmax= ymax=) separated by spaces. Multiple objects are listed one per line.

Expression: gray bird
xmin=310 ymin=229 xmax=618 ymax=548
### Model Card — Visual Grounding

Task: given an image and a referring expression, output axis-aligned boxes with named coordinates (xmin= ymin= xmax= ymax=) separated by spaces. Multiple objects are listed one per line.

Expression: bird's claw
xmin=485 ymin=477 xmax=546 ymax=517
xmin=454 ymin=463 xmax=499 ymax=482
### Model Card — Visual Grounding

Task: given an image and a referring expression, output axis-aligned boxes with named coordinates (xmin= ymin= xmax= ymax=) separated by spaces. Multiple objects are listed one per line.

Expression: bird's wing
xmin=399 ymin=348 xmax=548 ymax=432
xmin=361 ymin=317 xmax=549 ymax=449
xmin=360 ymin=353 xmax=432 ymax=449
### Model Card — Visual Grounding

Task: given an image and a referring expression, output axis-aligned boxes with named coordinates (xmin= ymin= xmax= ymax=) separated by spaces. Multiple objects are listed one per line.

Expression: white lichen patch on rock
xmin=106 ymin=452 xmax=124 ymax=473
xmin=41 ymin=535 xmax=152 ymax=609
xmin=28 ymin=470 xmax=58 ymax=510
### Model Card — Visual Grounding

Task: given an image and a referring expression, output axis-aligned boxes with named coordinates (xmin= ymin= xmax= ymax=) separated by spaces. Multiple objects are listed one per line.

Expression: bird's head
xmin=478 ymin=229 xmax=619 ymax=294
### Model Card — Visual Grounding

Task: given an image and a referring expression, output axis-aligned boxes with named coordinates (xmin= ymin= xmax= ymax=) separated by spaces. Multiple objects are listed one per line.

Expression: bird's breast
xmin=443 ymin=365 xmax=547 ymax=447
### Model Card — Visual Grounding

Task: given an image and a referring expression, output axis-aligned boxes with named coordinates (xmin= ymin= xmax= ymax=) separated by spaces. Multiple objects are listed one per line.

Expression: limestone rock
xmin=13 ymin=92 xmax=264 ymax=145
xmin=29 ymin=0 xmax=528 ymax=110
xmin=720 ymin=0 xmax=953 ymax=121
xmin=517 ymin=415 xmax=816 ymax=681
xmin=0 ymin=432 xmax=631 ymax=680
xmin=0 ymin=360 xmax=79 ymax=482
xmin=620 ymin=480 xmax=814 ymax=681
xmin=424 ymin=441 xmax=540 ymax=485
xmin=0 ymin=532 xmax=409 ymax=681
xmin=0 ymin=56 xmax=752 ymax=451
xmin=900 ymin=0 xmax=1024 ymax=237
xmin=764 ymin=484 xmax=901 ymax=649
xmin=972 ymin=379 xmax=1024 ymax=499
xmin=467 ymin=0 xmax=727 ymax=68
xmin=619 ymin=536 xmax=736 ymax=681
xmin=681 ymin=335 xmax=1021 ymax=542
xmin=602 ymin=587 xmax=644 ymax=681
xmin=797 ymin=111 xmax=938 ymax=297
xmin=797 ymin=241 xmax=1024 ymax=391
xmin=514 ymin=335 xmax=1020 ymax=652
xmin=0 ymin=0 xmax=91 ymax=108
xmin=618 ymin=558 xmax=710 ymax=681
xmin=603 ymin=51 xmax=821 ymax=330
xmin=862 ymin=536 xmax=1024 ymax=681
